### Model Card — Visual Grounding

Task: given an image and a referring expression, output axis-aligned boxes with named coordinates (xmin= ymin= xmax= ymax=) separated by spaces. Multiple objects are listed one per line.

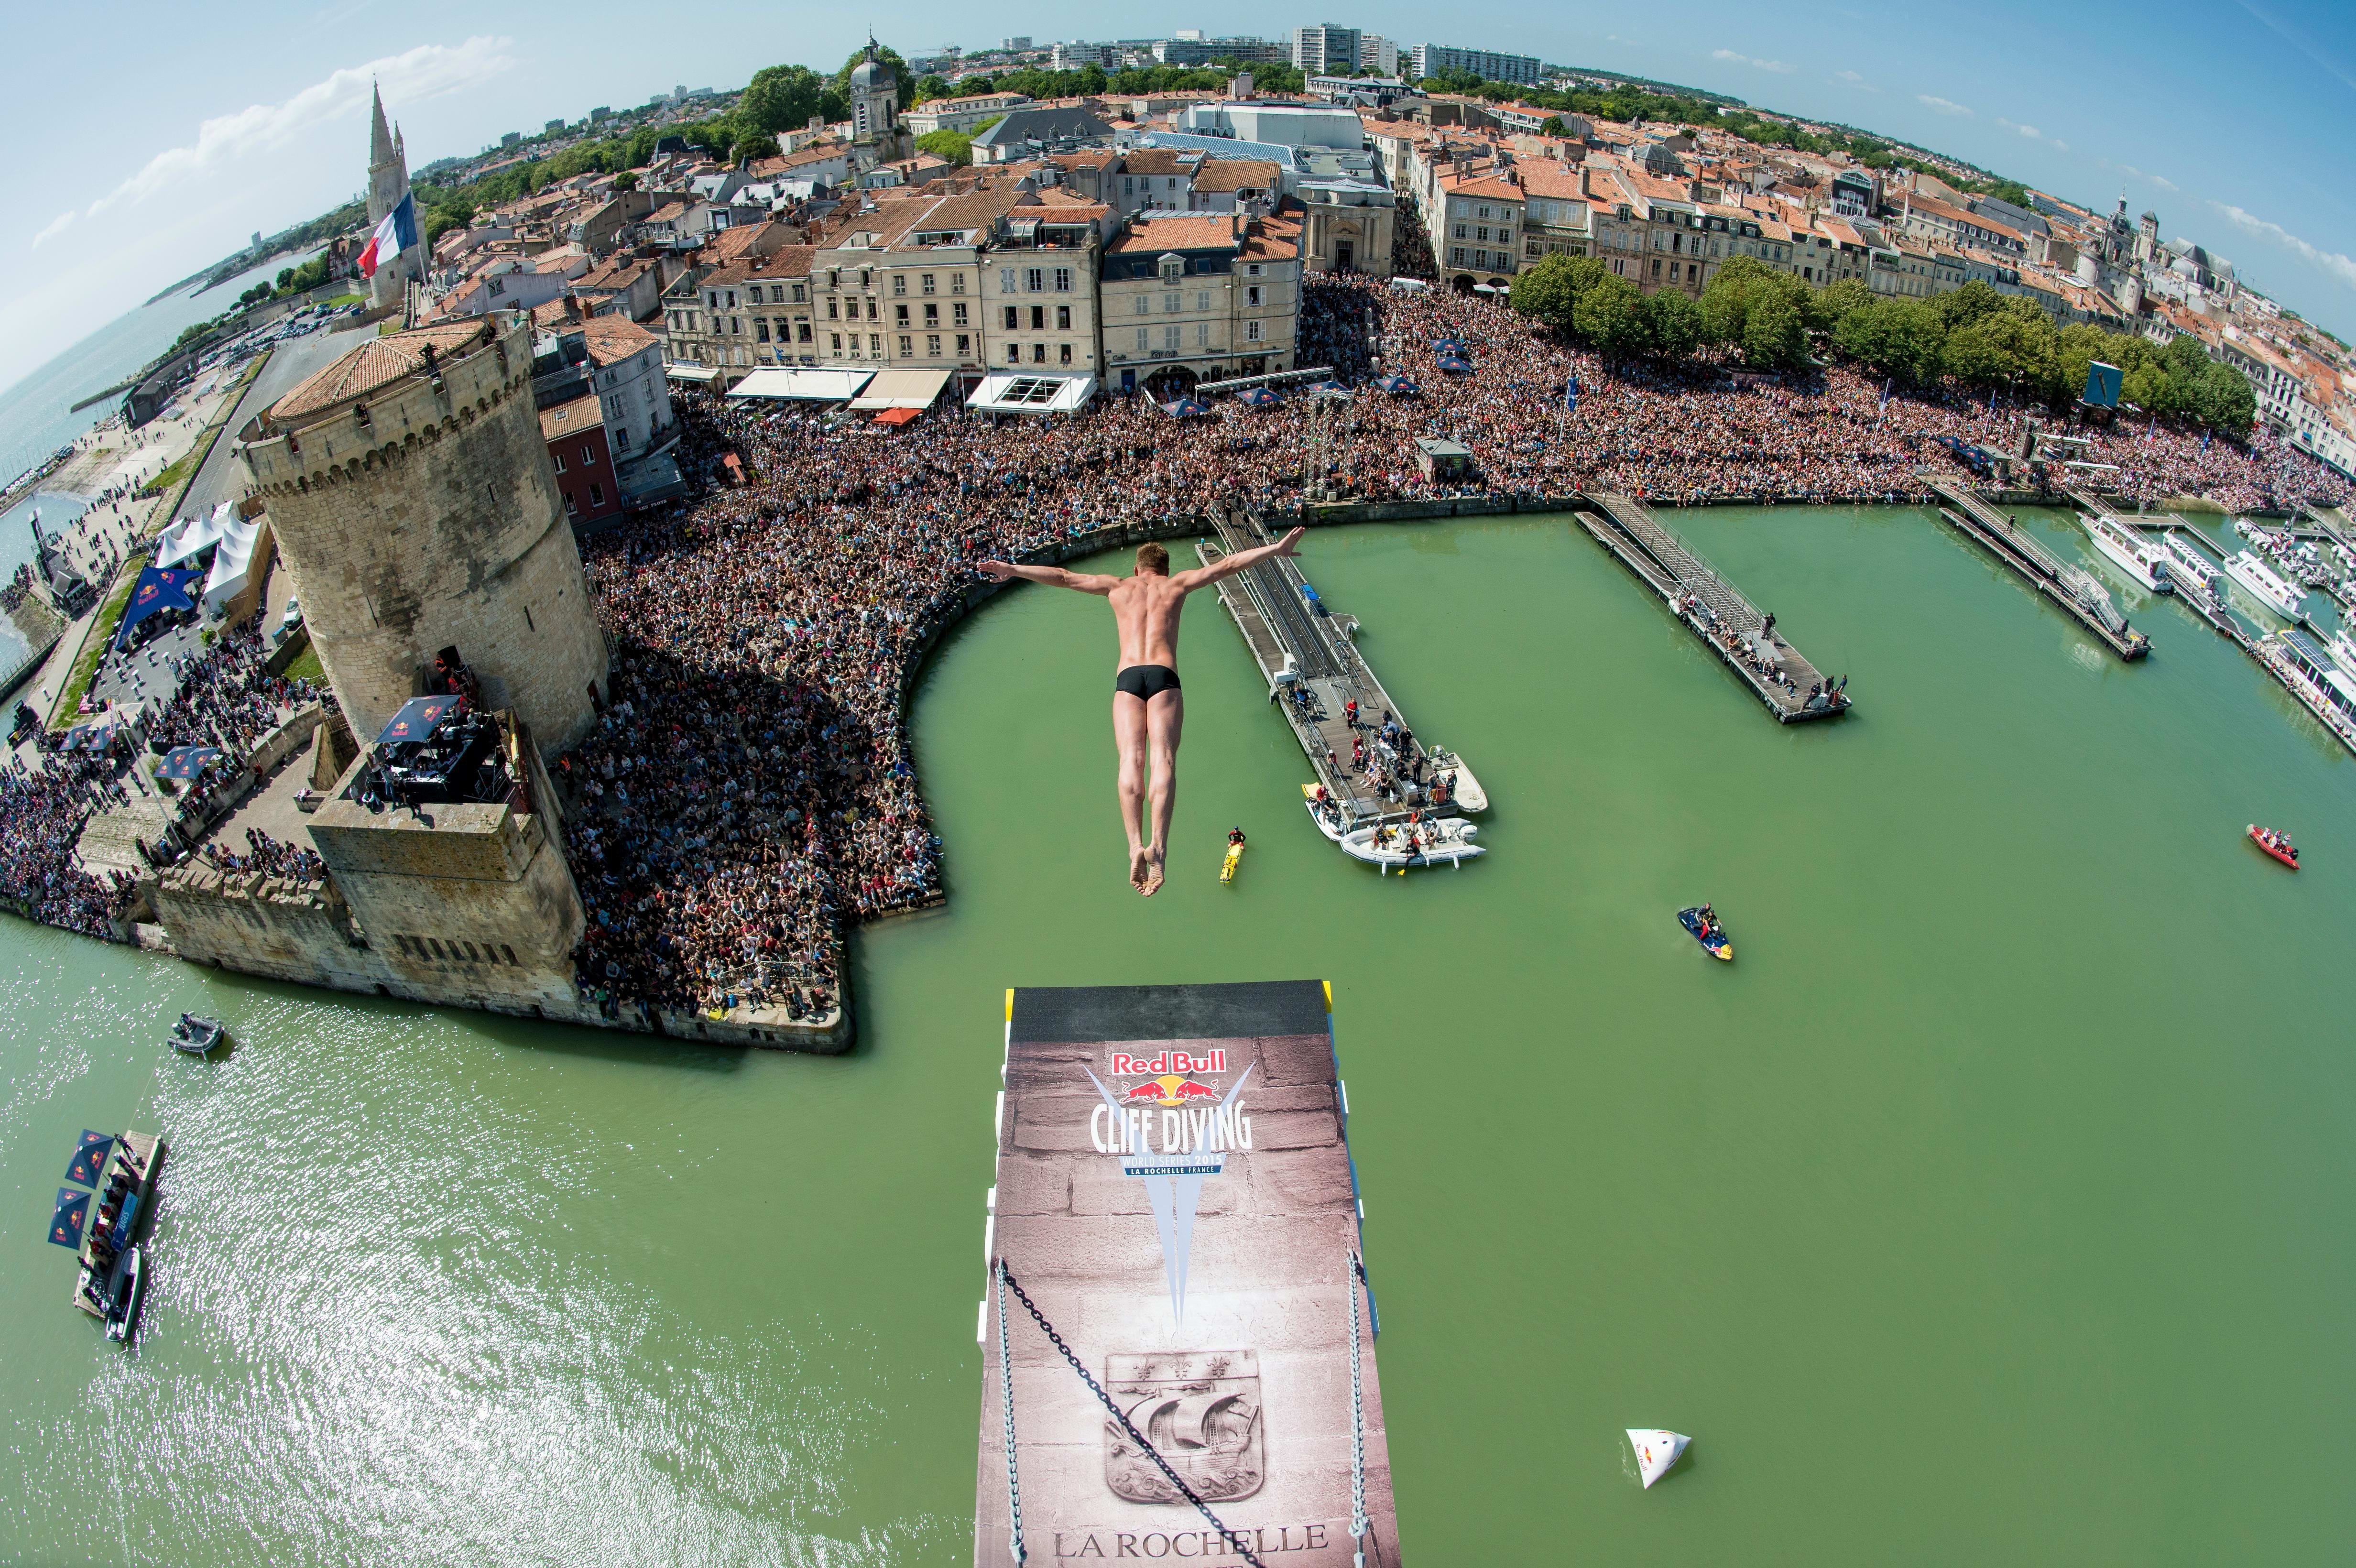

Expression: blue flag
xmin=48 ymin=1187 xmax=89 ymax=1249
xmin=65 ymin=1130 xmax=113 ymax=1187
xmin=1564 ymin=376 xmax=1579 ymax=412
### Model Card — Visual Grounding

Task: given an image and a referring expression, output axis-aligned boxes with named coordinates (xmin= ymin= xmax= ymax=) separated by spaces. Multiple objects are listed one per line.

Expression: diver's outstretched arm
xmin=976 ymin=559 xmax=1121 ymax=593
xmin=1170 ymin=527 xmax=1304 ymax=592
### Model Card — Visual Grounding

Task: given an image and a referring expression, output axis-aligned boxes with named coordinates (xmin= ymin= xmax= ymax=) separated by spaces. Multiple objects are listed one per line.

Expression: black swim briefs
xmin=1114 ymin=664 xmax=1182 ymax=700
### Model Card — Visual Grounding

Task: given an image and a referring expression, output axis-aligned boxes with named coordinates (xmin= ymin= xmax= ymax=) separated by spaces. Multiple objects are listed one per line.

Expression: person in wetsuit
xmin=979 ymin=529 xmax=1306 ymax=895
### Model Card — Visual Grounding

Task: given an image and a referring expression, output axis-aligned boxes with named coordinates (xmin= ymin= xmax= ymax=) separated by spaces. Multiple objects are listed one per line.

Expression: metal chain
xmin=998 ymin=1265 xmax=1267 ymax=1568
xmin=995 ymin=1261 xmax=1026 ymax=1564
xmin=1347 ymin=1252 xmax=1369 ymax=1561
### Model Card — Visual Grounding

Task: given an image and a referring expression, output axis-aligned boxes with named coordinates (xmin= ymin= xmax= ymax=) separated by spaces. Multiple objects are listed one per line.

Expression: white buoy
xmin=1627 ymin=1429 xmax=1689 ymax=1489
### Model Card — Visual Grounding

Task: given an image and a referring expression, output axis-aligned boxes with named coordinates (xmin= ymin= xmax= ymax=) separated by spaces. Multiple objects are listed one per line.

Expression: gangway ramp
xmin=976 ymin=981 xmax=1400 ymax=1567
xmin=1923 ymin=475 xmax=2151 ymax=660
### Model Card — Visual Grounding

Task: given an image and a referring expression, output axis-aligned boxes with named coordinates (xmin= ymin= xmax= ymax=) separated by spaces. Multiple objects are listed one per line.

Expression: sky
xmin=3 ymin=0 xmax=2354 ymax=394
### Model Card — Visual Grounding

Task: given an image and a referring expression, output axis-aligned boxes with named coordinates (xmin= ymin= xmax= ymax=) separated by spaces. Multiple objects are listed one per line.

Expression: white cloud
xmin=1995 ymin=118 xmax=2068 ymax=151
xmin=86 ymin=36 xmax=513 ymax=220
xmin=31 ymin=211 xmax=75 ymax=248
xmin=2213 ymin=203 xmax=2356 ymax=292
xmin=1833 ymin=68 xmax=1882 ymax=92
xmin=2150 ymin=174 xmax=2177 ymax=192
xmin=1918 ymin=94 xmax=1973 ymax=116
xmin=1712 ymin=48 xmax=1795 ymax=73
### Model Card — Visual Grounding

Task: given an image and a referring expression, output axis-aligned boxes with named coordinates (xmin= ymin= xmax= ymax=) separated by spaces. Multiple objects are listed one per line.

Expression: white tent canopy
xmin=966 ymin=372 xmax=1095 ymax=415
xmin=155 ymin=502 xmax=234 ymax=568
xmin=203 ymin=516 xmax=262 ymax=612
xmin=724 ymin=366 xmax=874 ymax=403
xmin=848 ymin=368 xmax=954 ymax=410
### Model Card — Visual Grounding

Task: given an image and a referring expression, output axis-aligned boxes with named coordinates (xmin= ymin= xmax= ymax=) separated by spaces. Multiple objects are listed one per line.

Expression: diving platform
xmin=1923 ymin=475 xmax=2151 ymax=660
xmin=975 ymin=981 xmax=1399 ymax=1568
xmin=1572 ymin=491 xmax=1850 ymax=721
xmin=1198 ymin=510 xmax=1483 ymax=831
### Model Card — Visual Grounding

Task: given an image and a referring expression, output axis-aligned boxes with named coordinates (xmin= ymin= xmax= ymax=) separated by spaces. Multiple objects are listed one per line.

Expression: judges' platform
xmin=976 ymin=980 xmax=1400 ymax=1566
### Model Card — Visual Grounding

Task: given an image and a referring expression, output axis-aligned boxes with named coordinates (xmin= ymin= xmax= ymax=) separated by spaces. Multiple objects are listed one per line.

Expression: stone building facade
xmin=237 ymin=316 xmax=610 ymax=751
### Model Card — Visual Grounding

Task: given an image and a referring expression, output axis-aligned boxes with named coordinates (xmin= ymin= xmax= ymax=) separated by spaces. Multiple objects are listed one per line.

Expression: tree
xmin=2191 ymin=360 xmax=2256 ymax=438
xmin=612 ymin=171 xmax=638 ymax=192
xmin=915 ymin=74 xmax=953 ymax=102
xmin=1934 ymin=279 xmax=2003 ymax=331
xmin=730 ymin=129 xmax=781 ymax=163
xmin=1807 ymin=276 xmax=1874 ymax=337
xmin=741 ymin=64 xmax=830 ymax=134
xmin=1539 ymin=116 xmax=1566 ymax=137
xmin=1507 ymin=253 xmax=1582 ymax=331
xmin=1833 ymin=298 xmax=1946 ymax=386
xmin=1741 ymin=293 xmax=1806 ymax=370
xmin=1644 ymin=289 xmax=1704 ymax=360
xmin=1576 ymin=273 xmax=1651 ymax=359
xmin=916 ymin=129 xmax=973 ymax=166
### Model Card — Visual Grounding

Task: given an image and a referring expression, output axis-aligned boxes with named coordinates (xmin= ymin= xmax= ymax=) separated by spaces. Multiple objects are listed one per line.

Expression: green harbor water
xmin=5 ymin=506 xmax=2354 ymax=1564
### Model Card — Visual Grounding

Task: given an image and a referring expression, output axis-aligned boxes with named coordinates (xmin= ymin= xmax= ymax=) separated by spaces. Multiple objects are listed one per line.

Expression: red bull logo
xmin=1108 ymin=1049 xmax=1225 ymax=1078
xmin=1122 ymin=1074 xmax=1220 ymax=1108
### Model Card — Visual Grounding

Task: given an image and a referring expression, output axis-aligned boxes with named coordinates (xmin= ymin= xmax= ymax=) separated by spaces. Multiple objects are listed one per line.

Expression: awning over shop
xmin=966 ymin=373 xmax=1096 ymax=416
xmin=723 ymin=366 xmax=873 ymax=402
xmin=849 ymin=367 xmax=953 ymax=410
xmin=665 ymin=364 xmax=723 ymax=385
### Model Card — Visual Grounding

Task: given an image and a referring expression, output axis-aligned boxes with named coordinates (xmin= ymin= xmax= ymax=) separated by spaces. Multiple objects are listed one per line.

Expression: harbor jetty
xmin=1197 ymin=508 xmax=1483 ymax=830
xmin=1571 ymin=490 xmax=1850 ymax=721
xmin=976 ymin=980 xmax=1399 ymax=1568
xmin=1924 ymin=474 xmax=2151 ymax=659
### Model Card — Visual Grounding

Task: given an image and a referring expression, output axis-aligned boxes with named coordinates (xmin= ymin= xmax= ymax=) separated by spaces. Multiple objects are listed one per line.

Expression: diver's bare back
xmin=1107 ymin=572 xmax=1189 ymax=670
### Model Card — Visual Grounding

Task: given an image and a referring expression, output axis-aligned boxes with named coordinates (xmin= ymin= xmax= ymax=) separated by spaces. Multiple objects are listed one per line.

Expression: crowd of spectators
xmin=0 ymin=749 xmax=137 ymax=936
xmin=146 ymin=624 xmax=314 ymax=752
xmin=202 ymin=826 xmax=325 ymax=882
xmin=560 ymin=274 xmax=2350 ymax=1020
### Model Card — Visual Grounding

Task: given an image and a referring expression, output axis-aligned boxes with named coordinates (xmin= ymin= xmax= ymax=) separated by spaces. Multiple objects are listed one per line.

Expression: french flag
xmin=358 ymin=192 xmax=418 ymax=277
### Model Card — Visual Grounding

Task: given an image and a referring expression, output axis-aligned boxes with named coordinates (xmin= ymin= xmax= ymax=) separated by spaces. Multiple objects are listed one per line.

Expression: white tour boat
xmin=2077 ymin=513 xmax=2173 ymax=593
xmin=2160 ymin=530 xmax=2225 ymax=604
xmin=1627 ymin=1429 xmax=1690 ymax=1490
xmin=2222 ymin=548 xmax=2306 ymax=619
xmin=1338 ymin=817 xmax=1483 ymax=872
xmin=2329 ymin=624 xmax=2356 ymax=674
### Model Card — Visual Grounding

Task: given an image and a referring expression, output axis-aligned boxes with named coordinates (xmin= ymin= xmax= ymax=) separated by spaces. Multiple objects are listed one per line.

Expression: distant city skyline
xmin=4 ymin=0 xmax=2352 ymax=395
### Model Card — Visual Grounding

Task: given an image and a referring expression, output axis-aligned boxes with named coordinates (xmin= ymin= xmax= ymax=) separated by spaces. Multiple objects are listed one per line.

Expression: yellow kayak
xmin=1221 ymin=841 xmax=1245 ymax=884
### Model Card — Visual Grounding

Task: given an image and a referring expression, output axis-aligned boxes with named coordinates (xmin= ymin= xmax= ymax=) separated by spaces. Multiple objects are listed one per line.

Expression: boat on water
xmin=2160 ymin=531 xmax=2226 ymax=603
xmin=1301 ymin=783 xmax=1349 ymax=843
xmin=2327 ymin=625 xmax=2356 ymax=674
xmin=70 ymin=1129 xmax=164 ymax=1327
xmin=2077 ymin=513 xmax=2173 ymax=593
xmin=1677 ymin=906 xmax=1733 ymax=960
xmin=1628 ymin=1429 xmax=1691 ymax=1490
xmin=2222 ymin=548 xmax=2306 ymax=618
xmin=1220 ymin=829 xmax=1246 ymax=885
xmin=1426 ymin=748 xmax=1487 ymax=812
xmin=1338 ymin=817 xmax=1483 ymax=871
xmin=2248 ymin=824 xmax=2300 ymax=869
xmin=103 ymin=1245 xmax=144 ymax=1343
xmin=168 ymin=1013 xmax=227 ymax=1056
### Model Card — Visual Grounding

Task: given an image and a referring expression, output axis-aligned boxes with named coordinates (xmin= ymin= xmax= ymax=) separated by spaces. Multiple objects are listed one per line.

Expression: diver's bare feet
xmin=1141 ymin=848 xmax=1166 ymax=897
xmin=1129 ymin=846 xmax=1150 ymax=892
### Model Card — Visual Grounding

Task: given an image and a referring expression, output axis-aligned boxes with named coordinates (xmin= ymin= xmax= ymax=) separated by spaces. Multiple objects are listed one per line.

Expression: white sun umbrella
xmin=1627 ymin=1429 xmax=1690 ymax=1489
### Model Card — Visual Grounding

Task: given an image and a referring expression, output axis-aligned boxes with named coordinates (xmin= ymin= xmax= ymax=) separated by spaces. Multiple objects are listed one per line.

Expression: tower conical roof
xmin=371 ymin=84 xmax=395 ymax=167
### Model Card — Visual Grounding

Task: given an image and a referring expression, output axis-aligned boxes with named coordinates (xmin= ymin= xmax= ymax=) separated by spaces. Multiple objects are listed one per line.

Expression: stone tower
xmin=848 ymin=37 xmax=907 ymax=161
xmin=366 ymin=85 xmax=423 ymax=312
xmin=237 ymin=315 xmax=609 ymax=753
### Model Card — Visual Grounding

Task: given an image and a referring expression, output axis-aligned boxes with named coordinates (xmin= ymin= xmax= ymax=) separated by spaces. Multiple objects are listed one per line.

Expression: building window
xmin=1030 ymin=305 xmax=1045 ymax=330
xmin=895 ymin=304 xmax=909 ymax=325
xmin=756 ymin=320 xmax=771 ymax=342
xmin=1054 ymin=268 xmax=1073 ymax=291
xmin=791 ymin=283 xmax=807 ymax=303
xmin=1454 ymin=223 xmax=1468 ymax=240
xmin=797 ymin=322 xmax=812 ymax=342
xmin=1163 ymin=324 xmax=1181 ymax=350
xmin=893 ymin=274 xmax=906 ymax=294
xmin=860 ymin=270 xmax=872 ymax=289
xmin=1008 ymin=344 xmax=1023 ymax=364
xmin=1056 ymin=305 xmax=1071 ymax=330
xmin=1450 ymin=246 xmax=1465 ymax=265
xmin=552 ymin=451 xmax=566 ymax=473
xmin=922 ymin=273 xmax=936 ymax=293
xmin=827 ymin=299 xmax=839 ymax=319
xmin=830 ymin=332 xmax=843 ymax=351
xmin=1000 ymin=269 xmax=1018 ymax=294
xmin=1247 ymin=263 xmax=1262 ymax=277
xmin=1032 ymin=343 xmax=1047 ymax=363
xmin=1060 ymin=343 xmax=1073 ymax=364
xmin=1136 ymin=327 xmax=1149 ymax=350
xmin=1246 ymin=319 xmax=1263 ymax=343
xmin=898 ymin=335 xmax=913 ymax=356
xmin=1160 ymin=259 xmax=1182 ymax=284
xmin=1003 ymin=305 xmax=1019 ymax=330
xmin=951 ymin=274 xmax=964 ymax=294
xmin=953 ymin=302 xmax=969 ymax=325
xmin=1026 ymin=267 xmax=1045 ymax=292
xmin=925 ymin=303 xmax=939 ymax=325
xmin=589 ymin=482 xmax=605 ymax=506
xmin=869 ymin=333 xmax=881 ymax=352
xmin=1196 ymin=323 xmax=1209 ymax=346
xmin=563 ymin=490 xmax=576 ymax=514
xmin=1133 ymin=295 xmax=1149 ymax=315
xmin=956 ymin=333 xmax=971 ymax=355
xmin=928 ymin=334 xmax=942 ymax=357
xmin=1246 ymin=286 xmax=1262 ymax=307
xmin=1164 ymin=293 xmax=1179 ymax=314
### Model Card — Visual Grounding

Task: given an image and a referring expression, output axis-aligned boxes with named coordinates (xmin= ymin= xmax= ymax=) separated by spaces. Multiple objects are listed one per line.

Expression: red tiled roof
xmin=271 ymin=319 xmax=497 ymax=422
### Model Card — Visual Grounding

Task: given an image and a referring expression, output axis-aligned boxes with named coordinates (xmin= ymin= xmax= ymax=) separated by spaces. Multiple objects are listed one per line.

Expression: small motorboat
xmin=1339 ymin=817 xmax=1483 ymax=872
xmin=104 ymin=1245 xmax=144 ymax=1344
xmin=2247 ymin=824 xmax=2300 ymax=870
xmin=1627 ymin=1429 xmax=1690 ymax=1490
xmin=1678 ymin=906 xmax=1733 ymax=960
xmin=1425 ymin=748 xmax=1488 ymax=813
xmin=168 ymin=1013 xmax=228 ymax=1056
xmin=1220 ymin=829 xmax=1246 ymax=885
xmin=1301 ymin=784 xmax=1348 ymax=844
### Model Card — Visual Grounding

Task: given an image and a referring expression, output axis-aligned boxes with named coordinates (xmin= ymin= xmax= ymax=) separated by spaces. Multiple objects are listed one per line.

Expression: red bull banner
xmin=976 ymin=981 xmax=1400 ymax=1566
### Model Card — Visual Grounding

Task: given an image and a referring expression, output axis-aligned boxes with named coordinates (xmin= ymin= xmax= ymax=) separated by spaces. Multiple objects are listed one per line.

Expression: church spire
xmin=370 ymin=82 xmax=395 ymax=169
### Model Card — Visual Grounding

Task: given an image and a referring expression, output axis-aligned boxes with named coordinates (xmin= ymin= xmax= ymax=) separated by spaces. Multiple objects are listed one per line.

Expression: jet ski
xmin=1678 ymin=906 xmax=1733 ymax=960
xmin=1627 ymin=1429 xmax=1690 ymax=1489
xmin=2247 ymin=824 xmax=2300 ymax=870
